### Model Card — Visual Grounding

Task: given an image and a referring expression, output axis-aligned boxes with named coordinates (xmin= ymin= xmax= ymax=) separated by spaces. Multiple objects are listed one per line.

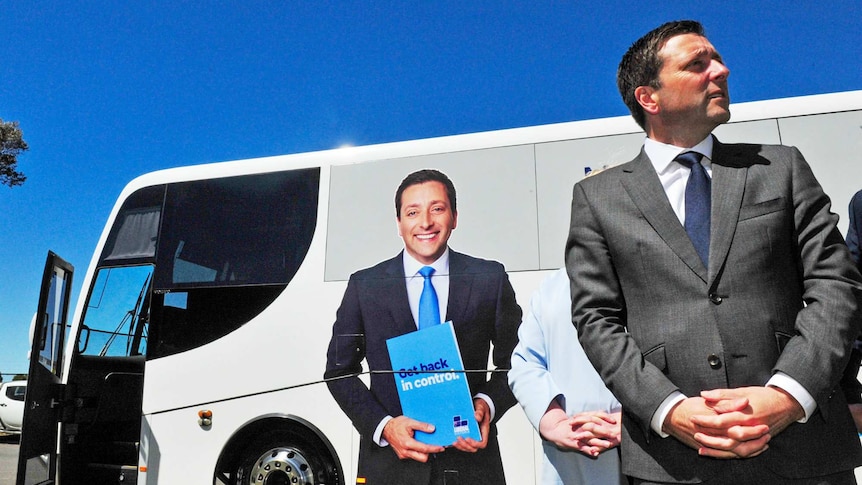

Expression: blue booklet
xmin=386 ymin=321 xmax=481 ymax=446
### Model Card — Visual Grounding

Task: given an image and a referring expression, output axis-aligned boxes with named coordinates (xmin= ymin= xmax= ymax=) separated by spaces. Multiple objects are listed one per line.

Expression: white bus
xmin=18 ymin=90 xmax=862 ymax=485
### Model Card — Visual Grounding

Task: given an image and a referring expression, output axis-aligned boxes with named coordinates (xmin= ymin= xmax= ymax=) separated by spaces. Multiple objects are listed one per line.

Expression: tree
xmin=0 ymin=119 xmax=28 ymax=187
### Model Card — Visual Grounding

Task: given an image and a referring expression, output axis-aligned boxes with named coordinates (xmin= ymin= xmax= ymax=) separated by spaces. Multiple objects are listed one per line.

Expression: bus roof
xmin=122 ymin=89 xmax=862 ymax=193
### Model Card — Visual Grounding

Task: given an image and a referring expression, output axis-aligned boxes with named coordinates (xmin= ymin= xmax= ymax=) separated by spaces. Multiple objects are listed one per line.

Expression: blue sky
xmin=1 ymin=1 xmax=860 ymax=377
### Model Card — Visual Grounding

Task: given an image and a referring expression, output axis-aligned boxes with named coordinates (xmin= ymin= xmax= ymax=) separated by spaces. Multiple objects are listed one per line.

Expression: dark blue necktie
xmin=676 ymin=151 xmax=711 ymax=266
xmin=418 ymin=266 xmax=440 ymax=329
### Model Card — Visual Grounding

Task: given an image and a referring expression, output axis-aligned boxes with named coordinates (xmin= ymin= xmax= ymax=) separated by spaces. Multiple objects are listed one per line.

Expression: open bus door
xmin=17 ymin=252 xmax=74 ymax=485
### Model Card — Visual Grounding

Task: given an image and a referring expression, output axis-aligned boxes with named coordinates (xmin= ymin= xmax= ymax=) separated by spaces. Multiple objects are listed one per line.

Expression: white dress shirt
xmin=404 ymin=249 xmax=450 ymax=329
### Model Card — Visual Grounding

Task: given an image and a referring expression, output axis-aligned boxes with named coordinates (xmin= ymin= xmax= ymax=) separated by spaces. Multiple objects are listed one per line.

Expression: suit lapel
xmin=621 ymin=150 xmax=708 ymax=282
xmin=382 ymin=253 xmax=418 ymax=335
xmin=708 ymin=139 xmax=747 ymax=286
xmin=445 ymin=251 xmax=473 ymax=326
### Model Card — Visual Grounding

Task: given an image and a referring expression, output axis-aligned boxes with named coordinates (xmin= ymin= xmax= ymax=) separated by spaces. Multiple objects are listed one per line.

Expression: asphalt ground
xmin=0 ymin=433 xmax=20 ymax=485
xmin=1 ymin=431 xmax=861 ymax=483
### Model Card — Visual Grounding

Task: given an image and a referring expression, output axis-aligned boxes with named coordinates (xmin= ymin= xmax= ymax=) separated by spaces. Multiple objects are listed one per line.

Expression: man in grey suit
xmin=566 ymin=20 xmax=862 ymax=484
xmin=843 ymin=189 xmax=862 ymax=430
xmin=325 ymin=169 xmax=522 ymax=484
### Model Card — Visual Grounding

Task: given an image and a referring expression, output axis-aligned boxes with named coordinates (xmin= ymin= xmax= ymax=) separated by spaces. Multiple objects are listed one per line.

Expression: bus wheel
xmin=232 ymin=431 xmax=340 ymax=485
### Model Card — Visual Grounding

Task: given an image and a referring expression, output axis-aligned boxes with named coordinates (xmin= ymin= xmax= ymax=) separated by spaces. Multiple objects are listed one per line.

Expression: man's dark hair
xmin=617 ymin=20 xmax=706 ymax=130
xmin=395 ymin=169 xmax=457 ymax=219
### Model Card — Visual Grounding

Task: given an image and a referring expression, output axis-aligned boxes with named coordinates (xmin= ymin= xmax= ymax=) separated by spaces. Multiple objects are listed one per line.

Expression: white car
xmin=0 ymin=380 xmax=27 ymax=434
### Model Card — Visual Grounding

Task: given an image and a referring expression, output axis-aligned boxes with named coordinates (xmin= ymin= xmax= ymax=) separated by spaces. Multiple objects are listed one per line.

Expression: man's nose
xmin=711 ymin=60 xmax=730 ymax=80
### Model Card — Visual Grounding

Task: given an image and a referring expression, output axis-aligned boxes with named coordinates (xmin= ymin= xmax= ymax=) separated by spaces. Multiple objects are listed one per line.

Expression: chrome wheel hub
xmin=249 ymin=447 xmax=314 ymax=485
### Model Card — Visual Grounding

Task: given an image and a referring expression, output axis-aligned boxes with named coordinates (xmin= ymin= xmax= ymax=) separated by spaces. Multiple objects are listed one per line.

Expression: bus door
xmin=17 ymin=252 xmax=74 ymax=485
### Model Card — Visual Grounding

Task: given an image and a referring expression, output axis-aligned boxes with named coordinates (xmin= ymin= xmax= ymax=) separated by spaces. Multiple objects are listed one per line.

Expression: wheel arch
xmin=214 ymin=413 xmax=343 ymax=484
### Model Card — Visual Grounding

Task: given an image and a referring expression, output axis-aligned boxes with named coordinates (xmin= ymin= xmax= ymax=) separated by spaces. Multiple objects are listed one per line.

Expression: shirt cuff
xmin=767 ymin=372 xmax=815 ymax=423
xmin=373 ymin=416 xmax=393 ymax=447
xmin=651 ymin=391 xmax=686 ymax=437
xmin=475 ymin=393 xmax=496 ymax=422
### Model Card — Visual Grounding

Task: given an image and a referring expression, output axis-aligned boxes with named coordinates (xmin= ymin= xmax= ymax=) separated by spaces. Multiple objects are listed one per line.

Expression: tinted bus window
xmin=89 ymin=168 xmax=320 ymax=359
xmin=154 ymin=169 xmax=319 ymax=289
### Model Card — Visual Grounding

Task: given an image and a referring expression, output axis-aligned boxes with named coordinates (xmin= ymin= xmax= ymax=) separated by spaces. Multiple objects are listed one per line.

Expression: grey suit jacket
xmin=565 ymin=138 xmax=862 ymax=483
xmin=325 ymin=249 xmax=522 ymax=485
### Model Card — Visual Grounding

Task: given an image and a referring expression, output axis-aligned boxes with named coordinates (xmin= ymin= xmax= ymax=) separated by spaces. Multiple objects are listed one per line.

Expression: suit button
xmin=709 ymin=294 xmax=723 ymax=304
xmin=707 ymin=354 xmax=722 ymax=369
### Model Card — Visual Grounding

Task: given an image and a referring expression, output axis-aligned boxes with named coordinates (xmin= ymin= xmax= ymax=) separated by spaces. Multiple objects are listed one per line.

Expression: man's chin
xmin=710 ymin=108 xmax=731 ymax=125
xmin=407 ymin=248 xmax=446 ymax=265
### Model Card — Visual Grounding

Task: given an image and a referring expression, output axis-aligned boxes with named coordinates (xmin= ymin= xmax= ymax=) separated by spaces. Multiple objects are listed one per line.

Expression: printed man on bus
xmin=324 ymin=168 xmax=522 ymax=485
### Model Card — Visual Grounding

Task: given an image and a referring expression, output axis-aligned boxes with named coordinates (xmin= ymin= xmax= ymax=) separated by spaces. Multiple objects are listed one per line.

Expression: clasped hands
xmin=382 ymin=398 xmax=492 ymax=462
xmin=663 ymin=386 xmax=805 ymax=459
xmin=539 ymin=400 xmax=621 ymax=457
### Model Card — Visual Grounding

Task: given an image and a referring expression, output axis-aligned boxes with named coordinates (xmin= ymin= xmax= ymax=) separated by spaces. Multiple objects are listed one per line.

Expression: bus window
xmin=153 ymin=169 xmax=319 ymax=290
xmin=91 ymin=168 xmax=321 ymax=360
xmin=80 ymin=265 xmax=153 ymax=357
xmin=100 ymin=184 xmax=166 ymax=265
xmin=36 ymin=266 xmax=72 ymax=375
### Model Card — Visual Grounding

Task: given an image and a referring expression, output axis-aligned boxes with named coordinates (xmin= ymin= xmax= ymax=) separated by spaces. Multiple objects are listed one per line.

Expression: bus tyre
xmin=233 ymin=431 xmax=340 ymax=485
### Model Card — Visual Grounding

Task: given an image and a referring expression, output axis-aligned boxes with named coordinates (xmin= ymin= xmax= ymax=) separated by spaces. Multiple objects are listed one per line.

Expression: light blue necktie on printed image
xmin=675 ymin=151 xmax=711 ymax=266
xmin=418 ymin=266 xmax=441 ymax=329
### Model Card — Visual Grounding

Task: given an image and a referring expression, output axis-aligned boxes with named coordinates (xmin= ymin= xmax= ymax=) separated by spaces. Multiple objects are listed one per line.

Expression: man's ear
xmin=635 ymin=86 xmax=660 ymax=116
